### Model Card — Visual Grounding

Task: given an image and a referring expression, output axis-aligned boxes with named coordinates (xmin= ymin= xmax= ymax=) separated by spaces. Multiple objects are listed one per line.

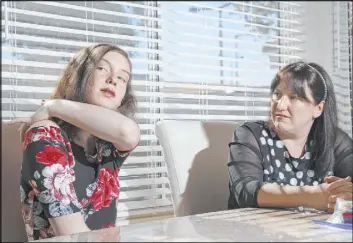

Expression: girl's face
xmin=86 ymin=51 xmax=131 ymax=111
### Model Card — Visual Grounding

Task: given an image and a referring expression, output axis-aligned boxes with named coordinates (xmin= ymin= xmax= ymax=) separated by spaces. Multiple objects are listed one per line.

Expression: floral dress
xmin=20 ymin=125 xmax=130 ymax=241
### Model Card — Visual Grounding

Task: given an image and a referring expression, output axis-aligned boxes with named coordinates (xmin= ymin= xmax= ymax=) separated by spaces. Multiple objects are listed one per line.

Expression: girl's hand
xmin=5 ymin=100 xmax=52 ymax=141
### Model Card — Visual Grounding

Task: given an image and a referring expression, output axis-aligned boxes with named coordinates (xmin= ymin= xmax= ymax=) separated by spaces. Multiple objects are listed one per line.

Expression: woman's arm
xmin=333 ymin=128 xmax=353 ymax=179
xmin=228 ymin=125 xmax=330 ymax=210
xmin=48 ymin=99 xmax=140 ymax=152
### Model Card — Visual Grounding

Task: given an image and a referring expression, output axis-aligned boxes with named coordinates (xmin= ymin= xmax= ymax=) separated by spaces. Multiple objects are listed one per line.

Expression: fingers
xmin=327 ymin=180 xmax=352 ymax=193
xmin=327 ymin=203 xmax=334 ymax=214
xmin=327 ymin=193 xmax=353 ymax=214
xmin=324 ymin=176 xmax=341 ymax=183
xmin=328 ymin=194 xmax=353 ymax=204
xmin=324 ymin=176 xmax=351 ymax=184
xmin=5 ymin=118 xmax=31 ymax=126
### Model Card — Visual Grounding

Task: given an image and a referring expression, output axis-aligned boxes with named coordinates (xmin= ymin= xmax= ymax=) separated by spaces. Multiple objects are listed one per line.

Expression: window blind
xmin=4 ymin=1 xmax=340 ymax=224
xmin=1 ymin=1 xmax=171 ymax=225
xmin=332 ymin=1 xmax=352 ymax=137
xmin=158 ymin=1 xmax=303 ymax=125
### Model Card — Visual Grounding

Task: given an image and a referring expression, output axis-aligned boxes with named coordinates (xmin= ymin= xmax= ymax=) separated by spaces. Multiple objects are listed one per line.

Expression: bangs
xmin=271 ymin=64 xmax=313 ymax=102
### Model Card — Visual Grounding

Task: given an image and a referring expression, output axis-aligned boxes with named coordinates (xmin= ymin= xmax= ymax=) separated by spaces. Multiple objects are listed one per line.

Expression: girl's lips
xmin=101 ymin=88 xmax=115 ymax=97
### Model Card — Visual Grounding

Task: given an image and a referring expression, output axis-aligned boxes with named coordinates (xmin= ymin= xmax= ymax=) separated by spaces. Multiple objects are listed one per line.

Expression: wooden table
xmin=34 ymin=208 xmax=352 ymax=242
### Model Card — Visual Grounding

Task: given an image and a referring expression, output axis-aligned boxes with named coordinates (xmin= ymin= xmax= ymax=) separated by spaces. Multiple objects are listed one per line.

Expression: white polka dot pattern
xmin=307 ymin=170 xmax=315 ymax=178
xmin=284 ymin=151 xmax=289 ymax=158
xmin=276 ymin=141 xmax=284 ymax=148
xmin=313 ymin=181 xmax=318 ymax=186
xmin=254 ymin=122 xmax=318 ymax=196
xmin=285 ymin=163 xmax=293 ymax=172
xmin=304 ymin=152 xmax=311 ymax=160
xmin=269 ymin=165 xmax=274 ymax=173
xmin=290 ymin=178 xmax=298 ymax=185
xmin=296 ymin=171 xmax=303 ymax=179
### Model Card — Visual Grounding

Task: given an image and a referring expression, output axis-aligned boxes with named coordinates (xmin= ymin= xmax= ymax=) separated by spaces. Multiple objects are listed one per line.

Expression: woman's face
xmin=86 ymin=51 xmax=131 ymax=110
xmin=270 ymin=80 xmax=324 ymax=135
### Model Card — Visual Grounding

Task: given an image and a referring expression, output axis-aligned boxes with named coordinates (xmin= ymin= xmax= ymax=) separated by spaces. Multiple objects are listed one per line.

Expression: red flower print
xmin=21 ymin=203 xmax=33 ymax=224
xmin=89 ymin=168 xmax=120 ymax=211
xmin=36 ymin=126 xmax=64 ymax=143
xmin=23 ymin=129 xmax=34 ymax=151
xmin=39 ymin=226 xmax=55 ymax=240
xmin=80 ymin=198 xmax=89 ymax=208
xmin=28 ymin=180 xmax=41 ymax=196
xmin=102 ymin=221 xmax=115 ymax=229
xmin=42 ymin=164 xmax=77 ymax=205
xmin=36 ymin=145 xmax=69 ymax=167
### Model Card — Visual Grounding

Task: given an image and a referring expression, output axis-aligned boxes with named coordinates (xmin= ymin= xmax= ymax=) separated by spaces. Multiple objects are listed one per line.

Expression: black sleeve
xmin=227 ymin=125 xmax=265 ymax=208
xmin=333 ymin=128 xmax=353 ymax=179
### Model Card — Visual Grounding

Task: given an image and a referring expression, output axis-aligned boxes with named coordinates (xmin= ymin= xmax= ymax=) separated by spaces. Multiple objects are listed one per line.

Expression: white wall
xmin=299 ymin=1 xmax=334 ymax=73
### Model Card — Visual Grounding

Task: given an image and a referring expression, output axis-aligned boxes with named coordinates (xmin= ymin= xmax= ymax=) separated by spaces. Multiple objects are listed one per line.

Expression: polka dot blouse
xmin=227 ymin=120 xmax=353 ymax=210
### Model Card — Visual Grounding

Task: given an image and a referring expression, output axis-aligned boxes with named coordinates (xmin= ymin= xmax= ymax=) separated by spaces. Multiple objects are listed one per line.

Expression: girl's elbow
xmin=120 ymin=122 xmax=140 ymax=150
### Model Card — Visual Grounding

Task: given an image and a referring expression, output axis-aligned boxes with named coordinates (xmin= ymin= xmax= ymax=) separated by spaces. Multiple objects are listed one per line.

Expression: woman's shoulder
xmin=231 ymin=120 xmax=268 ymax=144
xmin=334 ymin=126 xmax=353 ymax=148
xmin=236 ymin=120 xmax=268 ymax=136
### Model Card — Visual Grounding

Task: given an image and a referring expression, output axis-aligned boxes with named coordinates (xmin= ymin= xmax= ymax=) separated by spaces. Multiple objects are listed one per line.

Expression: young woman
xmin=227 ymin=61 xmax=352 ymax=213
xmin=7 ymin=43 xmax=140 ymax=240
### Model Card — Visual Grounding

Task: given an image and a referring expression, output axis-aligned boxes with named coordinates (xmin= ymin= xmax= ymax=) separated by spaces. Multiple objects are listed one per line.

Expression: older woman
xmin=227 ymin=61 xmax=352 ymax=213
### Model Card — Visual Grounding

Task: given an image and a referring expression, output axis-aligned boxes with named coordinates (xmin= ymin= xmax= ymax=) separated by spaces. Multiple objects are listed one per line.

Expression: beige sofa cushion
xmin=155 ymin=120 xmax=239 ymax=217
xmin=1 ymin=122 xmax=28 ymax=242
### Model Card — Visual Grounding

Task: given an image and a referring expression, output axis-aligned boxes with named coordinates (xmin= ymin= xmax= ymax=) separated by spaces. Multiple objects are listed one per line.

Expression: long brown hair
xmin=51 ymin=43 xmax=137 ymax=141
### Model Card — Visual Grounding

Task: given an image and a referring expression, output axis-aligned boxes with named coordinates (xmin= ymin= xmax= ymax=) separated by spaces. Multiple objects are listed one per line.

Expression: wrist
xmin=302 ymin=185 xmax=317 ymax=207
xmin=46 ymin=99 xmax=60 ymax=118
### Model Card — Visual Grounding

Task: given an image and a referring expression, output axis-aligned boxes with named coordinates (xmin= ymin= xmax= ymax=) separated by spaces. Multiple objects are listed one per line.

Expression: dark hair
xmin=270 ymin=61 xmax=338 ymax=177
xmin=51 ymin=43 xmax=137 ymax=141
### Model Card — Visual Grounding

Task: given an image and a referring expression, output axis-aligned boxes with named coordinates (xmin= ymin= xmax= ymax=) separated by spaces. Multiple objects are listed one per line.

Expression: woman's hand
xmin=5 ymin=100 xmax=53 ymax=141
xmin=324 ymin=176 xmax=352 ymax=213
xmin=306 ymin=183 xmax=332 ymax=212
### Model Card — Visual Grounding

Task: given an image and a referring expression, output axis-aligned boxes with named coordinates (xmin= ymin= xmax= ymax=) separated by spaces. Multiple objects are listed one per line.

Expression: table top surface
xmin=34 ymin=207 xmax=353 ymax=242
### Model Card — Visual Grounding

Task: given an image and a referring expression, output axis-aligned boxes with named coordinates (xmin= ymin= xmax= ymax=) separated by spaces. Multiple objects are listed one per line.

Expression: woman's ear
xmin=313 ymin=101 xmax=325 ymax=118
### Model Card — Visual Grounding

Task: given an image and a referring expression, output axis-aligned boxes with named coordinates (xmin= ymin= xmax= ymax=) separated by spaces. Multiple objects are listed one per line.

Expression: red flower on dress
xmin=80 ymin=198 xmax=89 ymax=208
xmin=89 ymin=168 xmax=120 ymax=211
xmin=23 ymin=129 xmax=34 ymax=151
xmin=36 ymin=126 xmax=64 ymax=143
xmin=102 ymin=221 xmax=115 ymax=229
xmin=36 ymin=145 xmax=69 ymax=167
xmin=28 ymin=180 xmax=41 ymax=196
